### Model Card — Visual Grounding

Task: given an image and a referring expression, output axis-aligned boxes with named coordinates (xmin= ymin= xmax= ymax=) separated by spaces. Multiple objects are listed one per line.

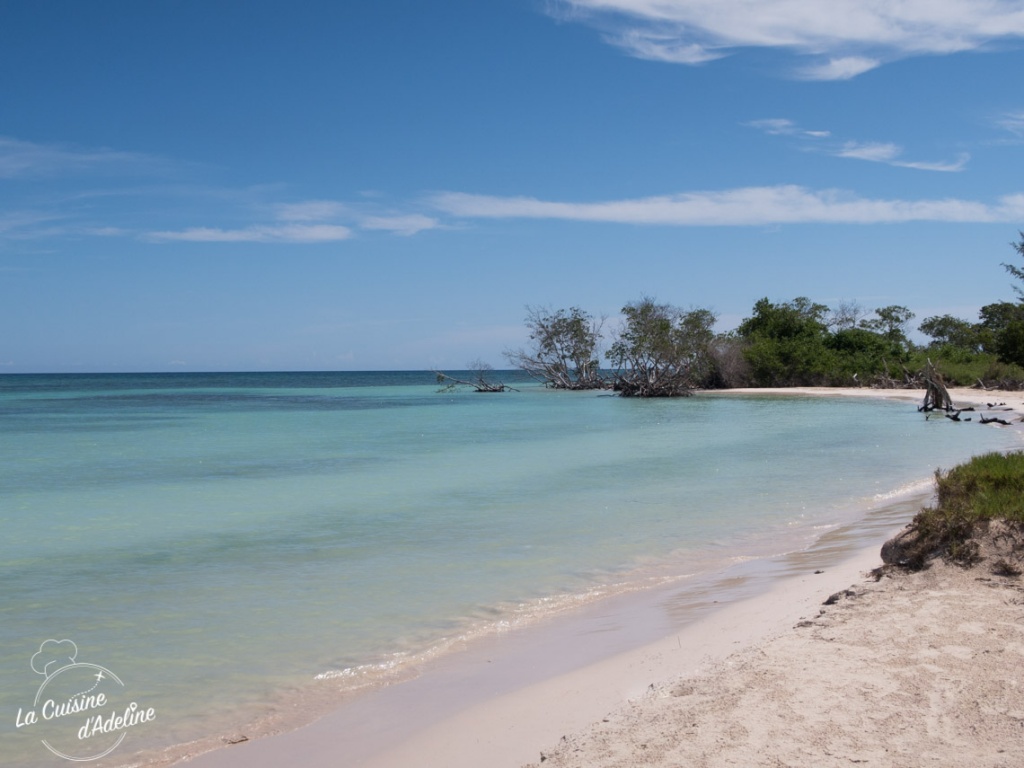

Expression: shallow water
xmin=1 ymin=373 xmax=1019 ymax=766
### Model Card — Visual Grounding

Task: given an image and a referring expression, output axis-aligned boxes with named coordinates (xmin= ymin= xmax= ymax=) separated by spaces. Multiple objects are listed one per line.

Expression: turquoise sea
xmin=2 ymin=372 xmax=1020 ymax=767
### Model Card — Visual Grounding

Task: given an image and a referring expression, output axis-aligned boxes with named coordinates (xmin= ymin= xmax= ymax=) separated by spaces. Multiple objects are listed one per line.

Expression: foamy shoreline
xmin=174 ymin=387 xmax=1024 ymax=768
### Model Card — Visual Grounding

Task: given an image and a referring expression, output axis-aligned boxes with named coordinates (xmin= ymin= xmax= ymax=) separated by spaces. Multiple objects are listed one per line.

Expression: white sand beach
xmin=178 ymin=387 xmax=1024 ymax=768
xmin=525 ymin=554 xmax=1024 ymax=768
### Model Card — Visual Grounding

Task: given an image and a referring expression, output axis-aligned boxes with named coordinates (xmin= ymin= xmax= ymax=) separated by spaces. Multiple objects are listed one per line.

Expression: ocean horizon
xmin=2 ymin=371 xmax=1020 ymax=767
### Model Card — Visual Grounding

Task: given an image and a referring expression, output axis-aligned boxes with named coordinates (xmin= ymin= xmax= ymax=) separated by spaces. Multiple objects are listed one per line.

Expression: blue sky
xmin=3 ymin=0 xmax=1024 ymax=372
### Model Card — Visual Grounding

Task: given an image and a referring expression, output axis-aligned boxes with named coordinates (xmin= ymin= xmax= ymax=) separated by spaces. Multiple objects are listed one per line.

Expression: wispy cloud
xmin=799 ymin=56 xmax=881 ymax=81
xmin=0 ymin=210 xmax=68 ymax=239
xmin=148 ymin=224 xmax=353 ymax=243
xmin=274 ymin=200 xmax=350 ymax=222
xmin=836 ymin=141 xmax=969 ymax=171
xmin=892 ymin=154 xmax=971 ymax=172
xmin=748 ymin=119 xmax=969 ymax=172
xmin=996 ymin=111 xmax=1024 ymax=137
xmin=0 ymin=136 xmax=167 ymax=178
xmin=81 ymin=226 xmax=131 ymax=237
xmin=431 ymin=186 xmax=1024 ymax=226
xmin=0 ymin=134 xmax=440 ymax=246
xmin=147 ymin=197 xmax=439 ymax=243
xmin=274 ymin=199 xmax=439 ymax=236
xmin=273 ymin=199 xmax=439 ymax=236
xmin=553 ymin=1 xmax=1024 ymax=79
xmin=835 ymin=142 xmax=903 ymax=163
xmin=745 ymin=118 xmax=830 ymax=138
xmin=607 ymin=28 xmax=724 ymax=65
xmin=359 ymin=214 xmax=439 ymax=236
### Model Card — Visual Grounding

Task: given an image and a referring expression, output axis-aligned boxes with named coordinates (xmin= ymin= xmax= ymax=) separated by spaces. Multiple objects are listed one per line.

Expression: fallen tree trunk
xmin=433 ymin=364 xmax=517 ymax=393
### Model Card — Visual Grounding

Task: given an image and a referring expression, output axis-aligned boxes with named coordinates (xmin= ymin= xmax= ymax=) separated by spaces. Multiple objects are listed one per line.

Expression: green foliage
xmin=737 ymin=297 xmax=838 ymax=386
xmin=978 ymin=301 xmax=1024 ymax=331
xmin=914 ymin=295 xmax=1024 ymax=378
xmin=735 ymin=298 xmax=926 ymax=386
xmin=607 ymin=298 xmax=717 ymax=396
xmin=918 ymin=314 xmax=980 ymax=351
xmin=994 ymin=319 xmax=1024 ymax=368
xmin=860 ymin=305 xmax=915 ymax=350
xmin=934 ymin=452 xmax=1024 ymax=522
xmin=825 ymin=327 xmax=902 ymax=383
xmin=737 ymin=296 xmax=828 ymax=338
xmin=730 ymin=293 xmax=1024 ymax=387
xmin=904 ymin=349 xmax=1024 ymax=387
xmin=988 ymin=234 xmax=1024 ymax=366
xmin=975 ymin=300 xmax=1024 ymax=361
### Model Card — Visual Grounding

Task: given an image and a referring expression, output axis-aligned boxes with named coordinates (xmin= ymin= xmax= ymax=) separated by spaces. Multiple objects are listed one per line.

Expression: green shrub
xmin=893 ymin=452 xmax=1024 ymax=569
xmin=906 ymin=350 xmax=1024 ymax=387
xmin=932 ymin=451 xmax=1024 ymax=522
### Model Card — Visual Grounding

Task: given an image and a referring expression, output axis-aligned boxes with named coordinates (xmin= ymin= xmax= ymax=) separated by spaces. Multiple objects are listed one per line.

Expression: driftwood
xmin=980 ymin=415 xmax=1014 ymax=426
xmin=919 ymin=360 xmax=955 ymax=413
xmin=433 ymin=369 xmax=516 ymax=393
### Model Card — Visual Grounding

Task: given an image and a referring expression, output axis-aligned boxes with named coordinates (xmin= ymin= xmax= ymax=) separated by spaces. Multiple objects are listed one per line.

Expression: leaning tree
xmin=606 ymin=298 xmax=717 ymax=397
xmin=505 ymin=306 xmax=605 ymax=389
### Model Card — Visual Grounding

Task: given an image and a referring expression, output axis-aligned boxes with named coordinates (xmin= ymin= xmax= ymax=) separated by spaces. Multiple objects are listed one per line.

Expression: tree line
xmin=502 ymin=233 xmax=1024 ymax=397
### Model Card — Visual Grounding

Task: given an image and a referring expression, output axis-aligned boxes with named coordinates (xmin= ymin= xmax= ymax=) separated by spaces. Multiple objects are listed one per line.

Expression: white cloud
xmin=555 ymin=1 xmax=1024 ymax=78
xmin=431 ymin=186 xmax=1024 ymax=226
xmin=149 ymin=224 xmax=353 ymax=243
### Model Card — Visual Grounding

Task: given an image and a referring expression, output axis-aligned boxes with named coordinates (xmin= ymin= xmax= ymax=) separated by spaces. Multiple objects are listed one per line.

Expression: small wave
xmin=313 ymin=657 xmax=405 ymax=682
xmin=308 ymin=574 xmax=696 ymax=693
xmin=873 ymin=478 xmax=935 ymax=501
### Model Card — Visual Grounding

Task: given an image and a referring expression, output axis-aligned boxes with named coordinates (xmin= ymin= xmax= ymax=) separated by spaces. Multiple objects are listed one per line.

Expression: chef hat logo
xmin=30 ymin=639 xmax=78 ymax=677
